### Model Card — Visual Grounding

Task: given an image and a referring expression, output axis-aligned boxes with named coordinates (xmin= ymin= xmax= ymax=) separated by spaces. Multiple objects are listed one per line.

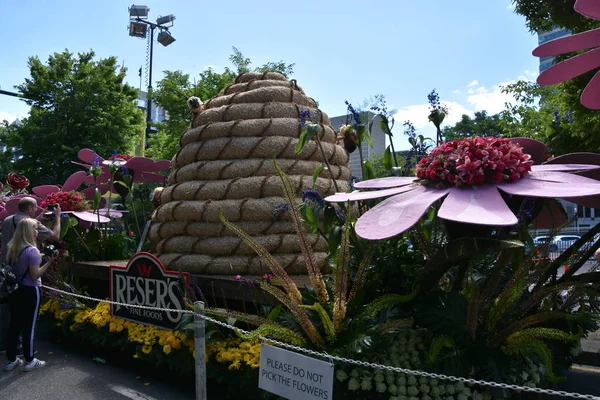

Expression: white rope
xmin=41 ymin=285 xmax=600 ymax=400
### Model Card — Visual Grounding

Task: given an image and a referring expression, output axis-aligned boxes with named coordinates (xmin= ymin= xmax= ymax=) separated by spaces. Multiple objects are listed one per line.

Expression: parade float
xmin=20 ymin=0 xmax=600 ymax=397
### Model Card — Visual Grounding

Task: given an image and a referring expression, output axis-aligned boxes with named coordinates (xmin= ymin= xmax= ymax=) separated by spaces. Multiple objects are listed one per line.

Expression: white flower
xmin=388 ymin=384 xmax=398 ymax=394
xmin=407 ymin=386 xmax=419 ymax=396
xmin=350 ymin=369 xmax=360 ymax=378
xmin=407 ymin=376 xmax=417 ymax=386
xmin=376 ymin=382 xmax=387 ymax=393
xmin=348 ymin=378 xmax=360 ymax=391
xmin=361 ymin=377 xmax=373 ymax=391
xmin=374 ymin=372 xmax=385 ymax=382
xmin=336 ymin=369 xmax=348 ymax=382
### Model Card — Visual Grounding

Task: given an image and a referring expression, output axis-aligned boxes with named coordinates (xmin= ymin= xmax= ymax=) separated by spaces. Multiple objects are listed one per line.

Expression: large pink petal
xmin=497 ymin=177 xmax=600 ymax=198
xmin=575 ymin=0 xmax=600 ymax=21
xmin=72 ymin=211 xmax=110 ymax=223
xmin=544 ymin=152 xmax=600 ymax=165
xmin=126 ymin=157 xmax=154 ymax=169
xmin=581 ymin=69 xmax=600 ymax=109
xmin=508 ymin=137 xmax=547 ymax=164
xmin=145 ymin=160 xmax=171 ymax=172
xmin=78 ymin=149 xmax=102 ymax=164
xmin=528 ymin=171 xmax=600 ymax=184
xmin=32 ymin=185 xmax=60 ymax=199
xmin=62 ymin=171 xmax=88 ymax=192
xmin=531 ymin=164 xmax=600 ymax=172
xmin=355 ymin=186 xmax=450 ymax=240
xmin=537 ymin=47 xmax=600 ymax=85
xmin=533 ymin=27 xmax=600 ymax=57
xmin=0 ymin=210 xmax=9 ymax=223
xmin=140 ymin=172 xmax=167 ymax=184
xmin=354 ymin=177 xmax=417 ymax=189
xmin=96 ymin=208 xmax=123 ymax=218
xmin=438 ymin=186 xmax=518 ymax=226
xmin=326 ymin=184 xmax=419 ymax=203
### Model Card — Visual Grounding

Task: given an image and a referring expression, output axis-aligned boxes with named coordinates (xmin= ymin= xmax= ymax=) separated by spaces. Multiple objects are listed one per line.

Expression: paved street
xmin=0 ymin=337 xmax=195 ymax=400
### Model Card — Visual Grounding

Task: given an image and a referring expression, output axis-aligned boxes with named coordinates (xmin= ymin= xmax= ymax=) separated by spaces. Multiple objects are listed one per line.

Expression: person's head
xmin=18 ymin=197 xmax=38 ymax=217
xmin=7 ymin=218 xmax=38 ymax=263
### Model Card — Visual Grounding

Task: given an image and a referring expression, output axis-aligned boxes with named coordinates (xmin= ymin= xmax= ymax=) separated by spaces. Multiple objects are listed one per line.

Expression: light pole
xmin=128 ymin=5 xmax=176 ymax=154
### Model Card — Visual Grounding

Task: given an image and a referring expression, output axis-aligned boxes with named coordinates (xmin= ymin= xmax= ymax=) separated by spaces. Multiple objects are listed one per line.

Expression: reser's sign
xmin=110 ymin=252 xmax=190 ymax=330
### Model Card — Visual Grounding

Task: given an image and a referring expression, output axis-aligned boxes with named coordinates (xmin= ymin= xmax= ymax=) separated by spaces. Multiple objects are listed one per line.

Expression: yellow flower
xmin=109 ymin=322 xmax=116 ymax=333
xmin=171 ymin=339 xmax=182 ymax=350
xmin=228 ymin=360 xmax=241 ymax=370
xmin=163 ymin=345 xmax=172 ymax=355
xmin=142 ymin=344 xmax=152 ymax=354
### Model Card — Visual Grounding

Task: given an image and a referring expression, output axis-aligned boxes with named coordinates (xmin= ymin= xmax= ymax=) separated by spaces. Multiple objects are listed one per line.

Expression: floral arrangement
xmin=415 ymin=137 xmax=533 ymax=186
xmin=41 ymin=190 xmax=87 ymax=212
xmin=39 ymin=298 xmax=262 ymax=378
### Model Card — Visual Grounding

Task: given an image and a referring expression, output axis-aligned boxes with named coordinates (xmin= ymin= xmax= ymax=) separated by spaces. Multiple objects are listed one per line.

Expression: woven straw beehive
xmin=149 ymin=72 xmax=352 ymax=274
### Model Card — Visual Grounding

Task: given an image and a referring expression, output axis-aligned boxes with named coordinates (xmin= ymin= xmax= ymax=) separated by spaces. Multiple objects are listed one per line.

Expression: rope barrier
xmin=41 ymin=285 xmax=600 ymax=400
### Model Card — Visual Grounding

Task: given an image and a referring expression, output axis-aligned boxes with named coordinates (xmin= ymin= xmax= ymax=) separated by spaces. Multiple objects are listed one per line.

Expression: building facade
xmin=537 ymin=28 xmax=571 ymax=72
xmin=137 ymin=90 xmax=167 ymax=122
xmin=329 ymin=111 xmax=387 ymax=180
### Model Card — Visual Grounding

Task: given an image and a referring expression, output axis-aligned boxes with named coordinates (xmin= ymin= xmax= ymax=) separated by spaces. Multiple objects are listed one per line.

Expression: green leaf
xmin=383 ymin=146 xmax=393 ymax=170
xmin=380 ymin=119 xmax=392 ymax=136
xmin=93 ymin=188 xmax=101 ymax=210
xmin=294 ymin=124 xmax=318 ymax=153
xmin=323 ymin=205 xmax=336 ymax=232
xmin=312 ymin=165 xmax=324 ymax=184
xmin=267 ymin=305 xmax=282 ymax=321
xmin=362 ymin=159 xmax=375 ymax=180
xmin=328 ymin=226 xmax=342 ymax=256
xmin=391 ymin=167 xmax=402 ymax=176
xmin=113 ymin=180 xmax=128 ymax=188
xmin=356 ymin=124 xmax=373 ymax=147
xmin=303 ymin=206 xmax=318 ymax=233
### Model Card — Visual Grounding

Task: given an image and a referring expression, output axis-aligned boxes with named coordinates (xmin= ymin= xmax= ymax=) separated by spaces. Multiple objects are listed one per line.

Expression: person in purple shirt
xmin=4 ymin=218 xmax=57 ymax=371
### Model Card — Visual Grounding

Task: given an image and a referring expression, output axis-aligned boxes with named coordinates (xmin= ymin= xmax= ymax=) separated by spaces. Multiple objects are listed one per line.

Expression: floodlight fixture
xmin=157 ymin=31 xmax=176 ymax=47
xmin=129 ymin=22 xmax=148 ymax=38
xmin=156 ymin=14 xmax=175 ymax=26
xmin=129 ymin=5 xmax=149 ymax=19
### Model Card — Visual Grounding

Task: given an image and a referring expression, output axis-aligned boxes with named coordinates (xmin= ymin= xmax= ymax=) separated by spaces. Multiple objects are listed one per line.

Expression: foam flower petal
xmin=62 ymin=171 xmax=88 ymax=192
xmin=96 ymin=208 xmax=124 ymax=218
xmin=580 ymin=69 xmax=600 ymax=109
xmin=355 ymin=186 xmax=450 ymax=240
xmin=531 ymin=164 xmax=600 ymax=172
xmin=126 ymin=157 xmax=154 ymax=169
xmin=532 ymin=199 xmax=568 ymax=229
xmin=497 ymin=176 xmax=600 ymax=197
xmin=354 ymin=177 xmax=416 ymax=189
xmin=325 ymin=184 xmax=419 ymax=203
xmin=145 ymin=160 xmax=170 ymax=172
xmin=438 ymin=186 xmax=518 ymax=226
xmin=537 ymin=47 xmax=600 ymax=85
xmin=575 ymin=0 xmax=600 ymax=21
xmin=509 ymin=138 xmax=547 ymax=164
xmin=78 ymin=148 xmax=103 ymax=165
xmin=72 ymin=211 xmax=110 ymax=223
xmin=32 ymin=185 xmax=60 ymax=199
xmin=533 ymin=27 xmax=600 ymax=57
xmin=140 ymin=172 xmax=167 ymax=184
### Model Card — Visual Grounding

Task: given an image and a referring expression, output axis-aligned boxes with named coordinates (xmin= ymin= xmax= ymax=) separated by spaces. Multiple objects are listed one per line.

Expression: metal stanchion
xmin=194 ymin=301 xmax=207 ymax=400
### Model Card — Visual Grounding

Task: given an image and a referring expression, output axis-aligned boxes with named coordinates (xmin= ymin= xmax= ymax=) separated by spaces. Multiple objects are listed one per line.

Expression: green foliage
xmin=6 ymin=50 xmax=144 ymax=185
xmin=442 ymin=111 xmax=506 ymax=141
xmin=511 ymin=0 xmax=599 ymax=33
xmin=147 ymin=47 xmax=294 ymax=161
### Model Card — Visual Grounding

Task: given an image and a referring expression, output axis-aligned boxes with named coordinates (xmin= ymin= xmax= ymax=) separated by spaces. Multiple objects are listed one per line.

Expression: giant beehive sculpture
xmin=149 ymin=72 xmax=353 ymax=275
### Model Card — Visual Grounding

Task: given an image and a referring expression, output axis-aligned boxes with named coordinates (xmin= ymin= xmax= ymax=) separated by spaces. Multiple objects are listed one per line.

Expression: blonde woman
xmin=4 ymin=218 xmax=56 ymax=372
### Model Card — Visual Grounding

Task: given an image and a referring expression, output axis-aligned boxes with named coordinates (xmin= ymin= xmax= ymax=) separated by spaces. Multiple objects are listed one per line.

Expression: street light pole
xmin=128 ymin=5 xmax=176 ymax=155
xmin=146 ymin=24 xmax=155 ymax=149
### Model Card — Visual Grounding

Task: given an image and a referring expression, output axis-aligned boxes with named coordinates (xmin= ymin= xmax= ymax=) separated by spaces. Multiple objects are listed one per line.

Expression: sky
xmin=0 ymin=0 xmax=541 ymax=150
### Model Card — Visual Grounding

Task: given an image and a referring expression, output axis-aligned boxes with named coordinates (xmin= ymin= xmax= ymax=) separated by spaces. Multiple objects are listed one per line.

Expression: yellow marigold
xmin=115 ymin=324 xmax=124 ymax=333
xmin=141 ymin=344 xmax=152 ymax=354
xmin=171 ymin=339 xmax=182 ymax=350
xmin=163 ymin=344 xmax=172 ymax=355
xmin=109 ymin=322 xmax=116 ymax=333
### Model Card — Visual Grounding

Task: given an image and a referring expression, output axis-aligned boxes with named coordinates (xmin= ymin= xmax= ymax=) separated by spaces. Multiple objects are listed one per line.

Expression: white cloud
xmin=452 ymin=90 xmax=461 ymax=95
xmin=203 ymin=64 xmax=216 ymax=70
xmin=0 ymin=111 xmax=16 ymax=123
xmin=468 ymin=80 xmax=479 ymax=87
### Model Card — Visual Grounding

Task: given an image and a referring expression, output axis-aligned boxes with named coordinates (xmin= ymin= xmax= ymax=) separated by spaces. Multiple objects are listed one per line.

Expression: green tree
xmin=6 ymin=50 xmax=144 ymax=185
xmin=442 ymin=111 xmax=506 ymax=141
xmin=146 ymin=47 xmax=295 ymax=160
xmin=508 ymin=1 xmax=600 ymax=153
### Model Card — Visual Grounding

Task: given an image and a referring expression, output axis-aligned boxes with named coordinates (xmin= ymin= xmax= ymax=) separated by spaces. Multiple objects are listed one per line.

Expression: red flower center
xmin=415 ymin=137 xmax=533 ymax=187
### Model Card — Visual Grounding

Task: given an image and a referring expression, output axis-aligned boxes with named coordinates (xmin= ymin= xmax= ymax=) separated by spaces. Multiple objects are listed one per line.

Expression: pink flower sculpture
xmin=533 ymin=0 xmax=600 ymax=109
xmin=326 ymin=137 xmax=600 ymax=240
xmin=73 ymin=149 xmax=170 ymax=200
